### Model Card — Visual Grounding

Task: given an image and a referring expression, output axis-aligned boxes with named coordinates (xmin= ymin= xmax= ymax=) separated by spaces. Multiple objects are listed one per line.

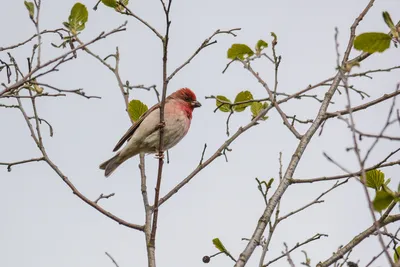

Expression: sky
xmin=1 ymin=0 xmax=400 ymax=267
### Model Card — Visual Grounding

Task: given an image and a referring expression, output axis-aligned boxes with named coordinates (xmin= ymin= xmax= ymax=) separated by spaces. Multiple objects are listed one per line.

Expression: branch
xmin=241 ymin=61 xmax=303 ymax=139
xmin=105 ymin=252 xmax=120 ymax=267
xmin=0 ymin=22 xmax=127 ymax=97
xmin=279 ymin=179 xmax=348 ymax=221
xmin=14 ymin=88 xmax=144 ymax=231
xmin=150 ymin=0 xmax=172 ymax=255
xmin=167 ymin=28 xmax=240 ymax=82
xmin=45 ymin=156 xmax=144 ymax=231
xmin=35 ymin=82 xmax=101 ymax=99
xmin=234 ymin=3 xmax=378 ymax=263
xmin=325 ymin=89 xmax=400 ymax=120
xmin=0 ymin=157 xmax=45 ymax=172
xmin=317 ymin=213 xmax=400 ymax=267
xmin=341 ymin=0 xmax=375 ymax=63
xmin=291 ymin=158 xmax=400 ymax=184
xmin=157 ymin=103 xmax=272 ymax=207
xmin=355 ymin=129 xmax=400 ymax=141
xmin=348 ymin=65 xmax=400 ymax=79
xmin=345 ymin=20 xmax=400 ymax=66
xmin=264 ymin=234 xmax=328 ymax=267
xmin=0 ymin=28 xmax=66 ymax=52
xmin=117 ymin=2 xmax=163 ymax=40
xmin=94 ymin=193 xmax=115 ymax=204
xmin=126 ymin=84 xmax=160 ymax=102
xmin=28 ymin=116 xmax=54 ymax=137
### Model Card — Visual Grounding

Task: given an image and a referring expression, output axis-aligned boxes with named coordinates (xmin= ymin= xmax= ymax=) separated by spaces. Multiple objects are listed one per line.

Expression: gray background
xmin=1 ymin=0 xmax=399 ymax=266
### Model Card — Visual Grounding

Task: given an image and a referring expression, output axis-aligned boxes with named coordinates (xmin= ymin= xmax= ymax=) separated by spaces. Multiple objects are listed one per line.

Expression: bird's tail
xmin=99 ymin=153 xmax=123 ymax=177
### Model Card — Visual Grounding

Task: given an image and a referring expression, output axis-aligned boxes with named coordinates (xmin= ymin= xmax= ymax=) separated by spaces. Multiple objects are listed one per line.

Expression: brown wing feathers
xmin=112 ymin=103 xmax=160 ymax=152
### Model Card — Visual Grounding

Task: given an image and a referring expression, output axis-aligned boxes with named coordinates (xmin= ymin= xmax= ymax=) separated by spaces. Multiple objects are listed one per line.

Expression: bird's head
xmin=170 ymin=88 xmax=202 ymax=109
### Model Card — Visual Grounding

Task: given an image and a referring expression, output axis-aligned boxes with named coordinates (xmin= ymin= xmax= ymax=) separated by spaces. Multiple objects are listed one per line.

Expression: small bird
xmin=100 ymin=88 xmax=201 ymax=177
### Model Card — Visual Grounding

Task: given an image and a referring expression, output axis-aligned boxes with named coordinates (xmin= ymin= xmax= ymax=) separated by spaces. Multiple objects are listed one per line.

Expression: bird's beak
xmin=191 ymin=100 xmax=202 ymax=108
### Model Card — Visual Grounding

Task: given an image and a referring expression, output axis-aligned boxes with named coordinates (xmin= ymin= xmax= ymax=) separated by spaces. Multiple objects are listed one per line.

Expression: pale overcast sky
xmin=1 ymin=0 xmax=400 ymax=267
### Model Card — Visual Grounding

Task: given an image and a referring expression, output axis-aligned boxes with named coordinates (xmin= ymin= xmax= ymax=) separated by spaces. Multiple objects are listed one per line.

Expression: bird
xmin=99 ymin=88 xmax=201 ymax=177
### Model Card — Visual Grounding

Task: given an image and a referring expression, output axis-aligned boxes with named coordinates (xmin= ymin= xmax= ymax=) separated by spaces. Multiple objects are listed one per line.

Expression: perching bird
xmin=100 ymin=88 xmax=201 ymax=177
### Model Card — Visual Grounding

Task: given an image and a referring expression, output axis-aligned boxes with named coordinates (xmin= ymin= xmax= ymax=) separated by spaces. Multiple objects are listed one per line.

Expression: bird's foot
xmin=157 ymin=121 xmax=166 ymax=129
xmin=154 ymin=152 xmax=164 ymax=159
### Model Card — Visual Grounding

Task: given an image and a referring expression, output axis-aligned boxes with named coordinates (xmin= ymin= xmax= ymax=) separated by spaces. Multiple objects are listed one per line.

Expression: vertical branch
xmin=34 ymin=0 xmax=42 ymax=67
xmin=271 ymin=40 xmax=280 ymax=101
xmin=139 ymin=153 xmax=154 ymax=266
xmin=341 ymin=0 xmax=375 ymax=64
xmin=29 ymin=91 xmax=44 ymax=149
xmin=150 ymin=0 xmax=172 ymax=250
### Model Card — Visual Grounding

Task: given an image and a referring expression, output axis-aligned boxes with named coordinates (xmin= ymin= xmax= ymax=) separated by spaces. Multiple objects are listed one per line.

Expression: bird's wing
xmin=112 ymin=103 xmax=160 ymax=152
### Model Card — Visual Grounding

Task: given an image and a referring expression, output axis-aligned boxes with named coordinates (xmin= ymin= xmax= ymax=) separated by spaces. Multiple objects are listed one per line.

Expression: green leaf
xmin=394 ymin=246 xmax=400 ymax=262
xmin=250 ymin=102 xmax=268 ymax=120
xmin=353 ymin=32 xmax=391 ymax=53
xmin=267 ymin=178 xmax=274 ymax=188
xmin=115 ymin=0 xmax=129 ymax=11
xmin=383 ymin=11 xmax=395 ymax=30
xmin=233 ymin=91 xmax=253 ymax=112
xmin=67 ymin=3 xmax=89 ymax=33
xmin=385 ymin=178 xmax=391 ymax=186
xmin=212 ymin=238 xmax=227 ymax=253
xmin=365 ymin=169 xmax=385 ymax=190
xmin=383 ymin=11 xmax=400 ymax=38
xmin=63 ymin=22 xmax=70 ymax=29
xmin=227 ymin=44 xmax=254 ymax=60
xmin=256 ymin=40 xmax=268 ymax=53
xmin=216 ymin=95 xmax=232 ymax=112
xmin=373 ymin=190 xmax=394 ymax=212
xmin=128 ymin=99 xmax=148 ymax=122
xmin=102 ymin=0 xmax=118 ymax=8
xmin=24 ymin=1 xmax=35 ymax=19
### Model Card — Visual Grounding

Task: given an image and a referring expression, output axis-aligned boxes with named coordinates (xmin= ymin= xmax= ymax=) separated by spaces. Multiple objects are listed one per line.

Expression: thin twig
xmin=0 ymin=157 xmax=45 ymax=172
xmin=94 ymin=193 xmax=115 ymax=204
xmin=264 ymin=234 xmax=328 ymax=267
xmin=317 ymin=213 xmax=400 ymax=267
xmin=167 ymin=28 xmax=240 ymax=82
xmin=0 ymin=22 xmax=127 ymax=96
xmin=105 ymin=252 xmax=120 ymax=267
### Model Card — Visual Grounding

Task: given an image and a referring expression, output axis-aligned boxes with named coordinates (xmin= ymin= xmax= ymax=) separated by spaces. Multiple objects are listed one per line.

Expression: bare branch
xmin=279 ymin=179 xmax=348 ymax=221
xmin=36 ymin=82 xmax=101 ymax=99
xmin=291 ymin=150 xmax=400 ymax=184
xmin=94 ymin=193 xmax=115 ymax=204
xmin=117 ymin=2 xmax=163 ymax=40
xmin=105 ymin=252 xmax=120 ymax=267
xmin=264 ymin=234 xmax=328 ymax=267
xmin=14 ymin=94 xmax=144 ymax=231
xmin=325 ymin=89 xmax=400 ymax=120
xmin=167 ymin=28 xmax=240 ymax=82
xmin=0 ymin=29 xmax=67 ymax=52
xmin=198 ymin=144 xmax=208 ymax=165
xmin=150 ymin=0 xmax=173 ymax=257
xmin=241 ymin=61 xmax=303 ymax=139
xmin=0 ymin=22 xmax=127 ymax=97
xmin=317 ymin=213 xmax=400 ymax=267
xmin=0 ymin=157 xmax=45 ymax=172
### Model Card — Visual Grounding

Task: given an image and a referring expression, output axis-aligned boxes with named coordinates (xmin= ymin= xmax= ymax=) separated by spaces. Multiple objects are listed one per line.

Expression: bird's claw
xmin=157 ymin=121 xmax=166 ymax=129
xmin=154 ymin=152 xmax=164 ymax=159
